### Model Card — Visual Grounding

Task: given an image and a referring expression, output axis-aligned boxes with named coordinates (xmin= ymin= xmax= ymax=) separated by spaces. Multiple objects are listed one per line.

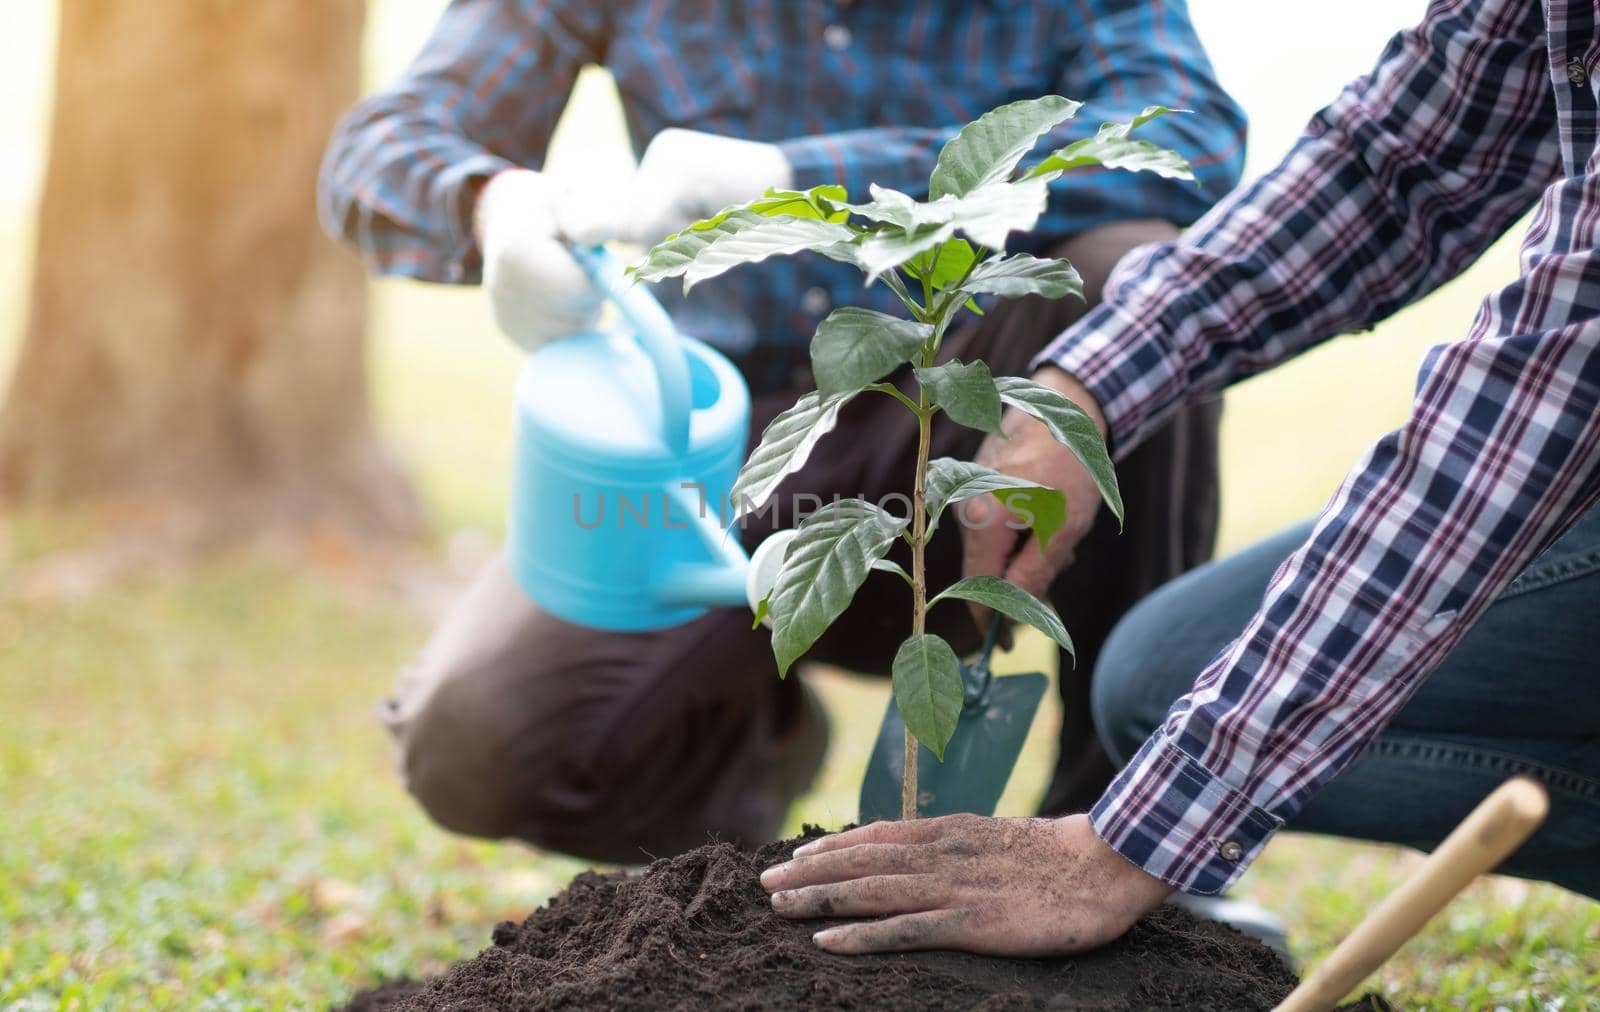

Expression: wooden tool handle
xmin=1275 ymin=776 xmax=1549 ymax=1012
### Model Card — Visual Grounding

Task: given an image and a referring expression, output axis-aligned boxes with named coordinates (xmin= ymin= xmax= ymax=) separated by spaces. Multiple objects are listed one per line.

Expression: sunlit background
xmin=1 ymin=0 xmax=1492 ymax=552
xmin=3 ymin=2 xmax=1592 ymax=1007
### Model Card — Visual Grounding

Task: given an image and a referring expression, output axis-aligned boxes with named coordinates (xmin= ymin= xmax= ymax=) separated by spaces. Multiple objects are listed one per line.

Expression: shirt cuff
xmin=431 ymin=152 xmax=517 ymax=283
xmin=1090 ymin=733 xmax=1283 ymax=895
xmin=350 ymin=152 xmax=514 ymax=286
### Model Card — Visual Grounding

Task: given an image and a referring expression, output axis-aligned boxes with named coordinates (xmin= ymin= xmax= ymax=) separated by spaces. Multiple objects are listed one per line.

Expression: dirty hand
xmin=761 ymin=813 xmax=1172 ymax=956
xmin=562 ymin=128 xmax=792 ymax=247
xmin=475 ymin=169 xmax=603 ymax=352
xmin=963 ymin=365 xmax=1109 ymax=614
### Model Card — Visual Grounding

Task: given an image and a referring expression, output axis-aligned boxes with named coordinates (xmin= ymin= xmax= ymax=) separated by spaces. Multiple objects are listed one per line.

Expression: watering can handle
xmin=566 ymin=244 xmax=692 ymax=454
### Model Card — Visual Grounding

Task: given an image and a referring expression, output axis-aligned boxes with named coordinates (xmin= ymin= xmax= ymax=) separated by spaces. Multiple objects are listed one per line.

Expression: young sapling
xmin=634 ymin=96 xmax=1194 ymax=819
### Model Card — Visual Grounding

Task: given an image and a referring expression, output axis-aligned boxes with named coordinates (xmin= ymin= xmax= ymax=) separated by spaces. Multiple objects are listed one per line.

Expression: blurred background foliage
xmin=1 ymin=1 xmax=1594 ymax=1008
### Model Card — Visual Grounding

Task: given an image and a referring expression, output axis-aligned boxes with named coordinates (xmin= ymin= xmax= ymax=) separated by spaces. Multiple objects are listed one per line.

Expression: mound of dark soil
xmin=343 ymin=831 xmax=1389 ymax=1011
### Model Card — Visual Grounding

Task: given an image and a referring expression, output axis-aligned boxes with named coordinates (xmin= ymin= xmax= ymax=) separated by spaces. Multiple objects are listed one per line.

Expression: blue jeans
xmin=1093 ymin=506 xmax=1600 ymax=900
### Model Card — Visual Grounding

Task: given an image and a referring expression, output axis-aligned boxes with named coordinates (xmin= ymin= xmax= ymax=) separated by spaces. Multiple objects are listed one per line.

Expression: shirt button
xmin=801 ymin=286 xmax=831 ymax=316
xmin=1219 ymin=840 xmax=1244 ymax=862
xmin=1568 ymin=57 xmax=1588 ymax=86
xmin=823 ymin=24 xmax=852 ymax=51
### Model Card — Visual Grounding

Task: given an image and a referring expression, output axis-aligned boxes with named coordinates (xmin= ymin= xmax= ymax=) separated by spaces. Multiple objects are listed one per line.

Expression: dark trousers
xmin=382 ymin=223 xmax=1221 ymax=863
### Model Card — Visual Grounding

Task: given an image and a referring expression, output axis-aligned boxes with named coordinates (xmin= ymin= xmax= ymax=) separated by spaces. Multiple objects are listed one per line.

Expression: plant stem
xmin=901 ymin=727 xmax=919 ymax=821
xmin=903 ymin=383 xmax=933 ymax=821
xmin=866 ymin=382 xmax=922 ymax=415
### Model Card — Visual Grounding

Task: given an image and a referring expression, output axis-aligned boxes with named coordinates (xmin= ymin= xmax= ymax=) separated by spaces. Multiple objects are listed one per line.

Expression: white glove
xmin=476 ymin=169 xmax=604 ymax=352
xmin=562 ymin=128 xmax=793 ymax=247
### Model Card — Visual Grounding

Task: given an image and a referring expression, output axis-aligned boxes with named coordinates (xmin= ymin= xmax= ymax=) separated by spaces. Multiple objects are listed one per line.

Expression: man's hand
xmin=760 ymin=813 xmax=1172 ymax=956
xmin=475 ymin=169 xmax=603 ymax=352
xmin=964 ymin=365 xmax=1110 ymax=608
xmin=564 ymin=128 xmax=792 ymax=247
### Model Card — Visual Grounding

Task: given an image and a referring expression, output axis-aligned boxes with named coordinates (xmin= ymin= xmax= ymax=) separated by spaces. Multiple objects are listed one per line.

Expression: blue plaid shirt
xmin=320 ymin=0 xmax=1244 ymax=392
xmin=1043 ymin=0 xmax=1600 ymax=893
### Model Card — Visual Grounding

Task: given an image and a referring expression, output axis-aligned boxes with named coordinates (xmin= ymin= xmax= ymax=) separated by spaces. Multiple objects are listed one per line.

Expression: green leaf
xmin=751 ymin=594 xmax=770 ymax=630
xmin=855 ymin=223 xmax=956 ymax=283
xmin=922 ymin=458 xmax=1067 ymax=550
xmin=945 ymin=178 xmax=1050 ymax=250
xmin=1023 ymin=106 xmax=1194 ymax=182
xmin=633 ymin=209 xmax=766 ymax=283
xmin=845 ymin=184 xmax=956 ymax=231
xmin=680 ymin=216 xmax=859 ymax=292
xmin=633 ymin=211 xmax=858 ymax=290
xmin=993 ymin=487 xmax=1067 ymax=552
xmin=809 ymin=307 xmax=932 ymax=398
xmin=847 ymin=182 xmax=1044 ymax=251
xmin=876 ymin=263 xmax=919 ymax=310
xmin=914 ymin=360 xmax=1002 ymax=435
xmin=905 ymin=237 xmax=977 ymax=290
xmin=993 ymin=375 xmax=1123 ymax=524
xmin=931 ymin=575 xmax=1074 ymax=657
xmin=729 ymin=389 xmax=858 ymax=518
xmin=695 ymin=184 xmax=853 ymax=229
xmin=964 ymin=254 xmax=1084 ymax=301
xmin=871 ymin=557 xmax=913 ymax=584
xmin=891 ymin=633 xmax=964 ymax=760
xmin=815 ymin=239 xmax=870 ymax=273
xmin=752 ymin=184 xmax=852 ymax=222
xmin=769 ymin=501 xmax=908 ymax=677
xmin=929 ymin=95 xmax=1084 ymax=200
xmin=1125 ymin=104 xmax=1181 ymax=130
xmin=853 ymin=180 xmax=1048 ymax=281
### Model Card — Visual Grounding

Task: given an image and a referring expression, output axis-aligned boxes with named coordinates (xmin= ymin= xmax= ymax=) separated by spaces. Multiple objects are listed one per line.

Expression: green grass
xmin=0 ymin=556 xmax=591 ymax=1008
xmin=3 ymin=563 xmax=1595 ymax=1010
xmin=1243 ymin=838 xmax=1600 ymax=1008
xmin=4 ymin=7 xmax=1598 ymax=1009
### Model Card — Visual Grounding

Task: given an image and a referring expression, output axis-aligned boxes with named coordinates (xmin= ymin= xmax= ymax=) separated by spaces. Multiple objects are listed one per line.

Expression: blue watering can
xmin=508 ymin=245 xmax=788 ymax=631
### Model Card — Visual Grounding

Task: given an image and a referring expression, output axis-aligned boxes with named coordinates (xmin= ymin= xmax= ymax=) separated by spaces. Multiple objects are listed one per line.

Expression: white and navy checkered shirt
xmin=1042 ymin=0 xmax=1600 ymax=893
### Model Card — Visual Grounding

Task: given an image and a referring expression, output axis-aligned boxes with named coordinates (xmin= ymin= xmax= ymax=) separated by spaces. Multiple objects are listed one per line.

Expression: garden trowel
xmin=859 ymin=617 xmax=1048 ymax=822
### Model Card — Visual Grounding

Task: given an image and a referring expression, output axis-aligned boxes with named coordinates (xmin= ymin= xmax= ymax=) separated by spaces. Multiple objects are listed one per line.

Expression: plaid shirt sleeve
xmin=1037 ymin=0 xmax=1600 ymax=894
xmin=778 ymin=0 xmax=1245 ymax=239
xmin=316 ymin=0 xmax=604 ymax=284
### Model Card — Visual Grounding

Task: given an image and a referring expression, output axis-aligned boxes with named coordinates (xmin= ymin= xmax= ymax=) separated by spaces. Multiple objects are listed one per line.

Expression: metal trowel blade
xmin=858 ymin=670 xmax=1049 ymax=823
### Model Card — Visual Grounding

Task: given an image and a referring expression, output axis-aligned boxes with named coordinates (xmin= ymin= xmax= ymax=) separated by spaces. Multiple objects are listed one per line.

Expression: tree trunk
xmin=0 ymin=0 xmax=419 ymax=547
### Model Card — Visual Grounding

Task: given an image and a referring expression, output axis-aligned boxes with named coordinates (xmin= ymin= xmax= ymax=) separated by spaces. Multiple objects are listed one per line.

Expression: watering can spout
xmin=655 ymin=483 xmax=751 ymax=608
xmin=507 ymin=244 xmax=779 ymax=631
